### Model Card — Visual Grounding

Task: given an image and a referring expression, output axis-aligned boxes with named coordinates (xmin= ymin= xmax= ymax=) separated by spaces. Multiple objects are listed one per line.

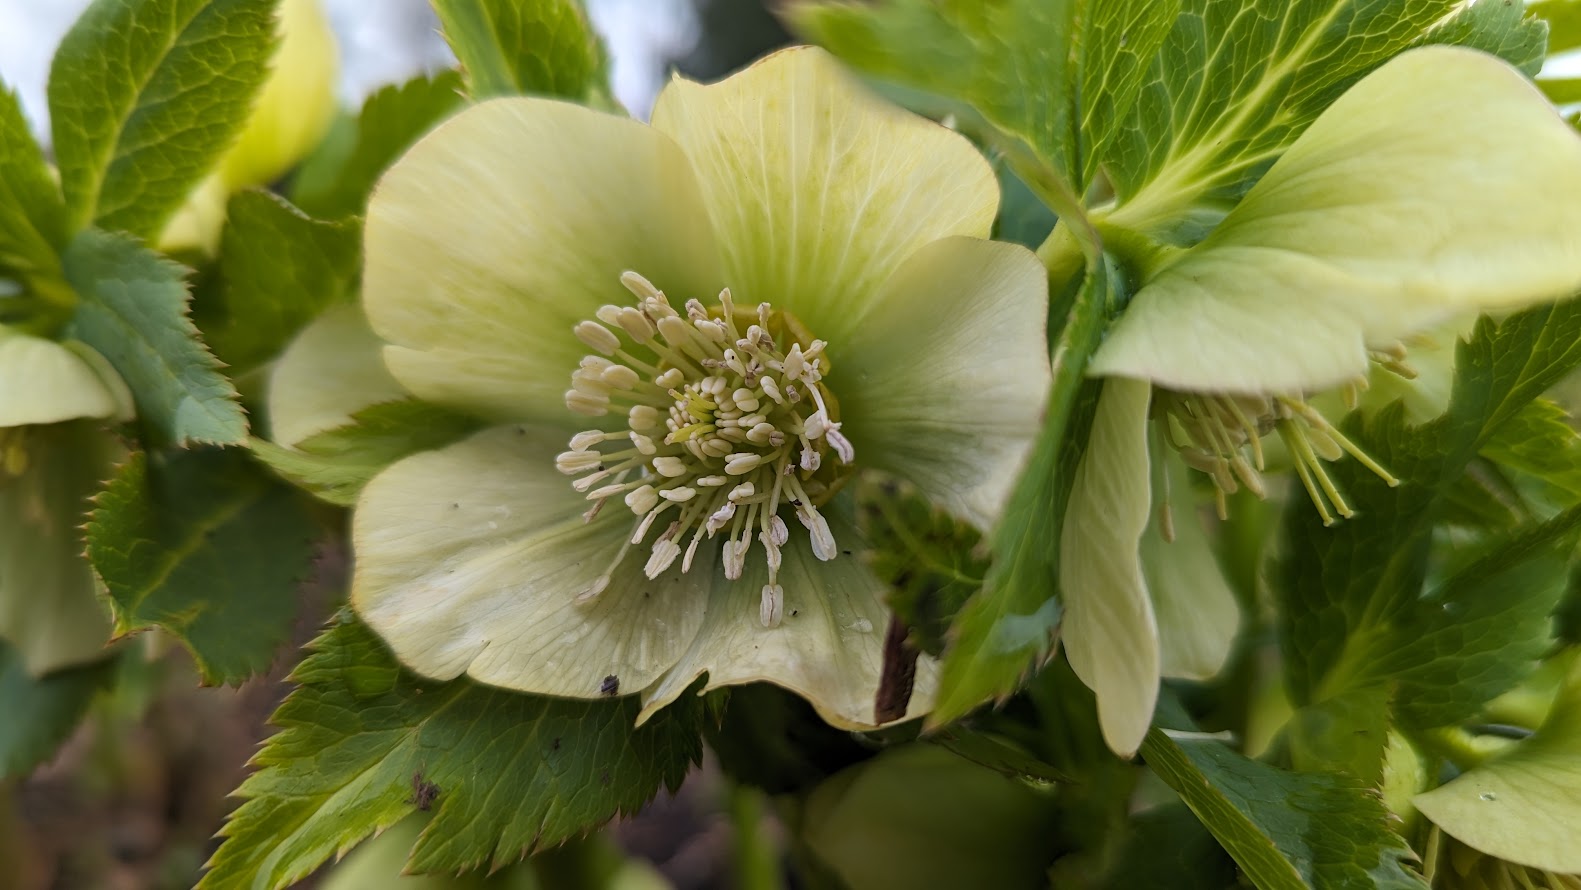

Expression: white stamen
xmin=566 ymin=390 xmax=609 ymax=416
xmin=556 ymin=450 xmax=604 ymax=474
xmin=653 ymin=456 xmax=689 ymax=477
xmin=760 ymin=584 xmax=784 ymax=628
xmin=725 ymin=453 xmax=763 ymax=475
xmin=645 ymin=539 xmax=681 ymax=577
xmin=625 ymin=485 xmax=659 ymax=515
xmin=569 ymin=430 xmax=607 ymax=451
xmin=660 ymin=487 xmax=697 ymax=502
xmin=575 ymin=321 xmax=621 ymax=355
xmin=827 ymin=428 xmax=854 ymax=464
xmin=602 ymin=364 xmax=641 ymax=390
xmin=628 ymin=405 xmax=661 ymax=430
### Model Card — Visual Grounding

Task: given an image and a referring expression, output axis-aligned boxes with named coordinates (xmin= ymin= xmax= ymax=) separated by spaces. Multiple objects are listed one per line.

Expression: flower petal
xmin=1058 ymin=377 xmax=1158 ymax=757
xmin=1142 ymin=456 xmax=1240 ymax=681
xmin=0 ymin=329 xmax=131 ymax=427
xmin=833 ymin=237 xmax=1050 ymax=531
xmin=1414 ymin=657 xmax=1581 ymax=873
xmin=639 ymin=497 xmax=937 ymax=730
xmin=266 ymin=303 xmax=406 ymax=447
xmin=351 ymin=425 xmax=708 ymax=697
xmin=0 ymin=423 xmax=118 ymax=676
xmin=364 ymin=98 xmax=721 ymax=426
xmin=1092 ymin=46 xmax=1581 ymax=394
xmin=649 ymin=46 xmax=998 ymax=343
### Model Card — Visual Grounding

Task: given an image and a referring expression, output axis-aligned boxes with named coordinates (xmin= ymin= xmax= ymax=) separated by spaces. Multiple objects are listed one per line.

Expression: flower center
xmin=557 ymin=271 xmax=855 ymax=628
xmin=1153 ymin=389 xmax=1397 ymax=531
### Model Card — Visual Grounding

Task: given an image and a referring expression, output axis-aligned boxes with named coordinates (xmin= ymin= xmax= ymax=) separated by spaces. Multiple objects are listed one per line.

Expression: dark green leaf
xmin=854 ymin=471 xmax=988 ymax=658
xmin=931 ymin=254 xmax=1121 ymax=725
xmin=1082 ymin=803 xmax=1238 ymax=890
xmin=199 ymin=618 xmax=703 ymax=887
xmin=1279 ymin=300 xmax=1581 ymax=714
xmin=85 ymin=448 xmax=316 ymax=684
xmin=1286 ymin=686 xmax=1392 ymax=784
xmin=48 ymin=0 xmax=280 ymax=237
xmin=992 ymin=158 xmax=1058 ymax=251
xmin=430 ymin=0 xmax=607 ymax=101
xmin=63 ymin=228 xmax=248 ymax=446
xmin=290 ymin=71 xmax=465 ymax=219
xmin=196 ymin=190 xmax=360 ymax=375
xmin=1482 ymin=398 xmax=1581 ymax=504
xmin=1141 ymin=731 xmax=1427 ymax=890
xmin=250 ymin=399 xmax=484 ymax=506
xmin=0 ymin=641 xmax=116 ymax=779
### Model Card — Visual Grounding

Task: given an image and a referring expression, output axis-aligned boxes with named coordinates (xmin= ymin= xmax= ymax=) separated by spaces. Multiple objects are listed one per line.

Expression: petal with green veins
xmin=1058 ymin=376 xmax=1157 ymax=757
xmin=833 ymin=236 xmax=1050 ymax=531
xmin=0 ymin=329 xmax=130 ymax=427
xmin=649 ymin=46 xmax=998 ymax=344
xmin=1092 ymin=46 xmax=1581 ymax=395
xmin=267 ymin=303 xmax=405 ymax=448
xmin=351 ymin=425 xmax=708 ymax=696
xmin=1142 ymin=453 xmax=1240 ymax=682
xmin=363 ymin=98 xmax=721 ymax=428
xmin=639 ymin=497 xmax=936 ymax=730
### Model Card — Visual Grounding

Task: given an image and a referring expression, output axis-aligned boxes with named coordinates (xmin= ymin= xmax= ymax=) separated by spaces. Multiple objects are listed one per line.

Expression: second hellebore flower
xmin=348 ymin=48 xmax=1050 ymax=727
xmin=1062 ymin=46 xmax=1581 ymax=756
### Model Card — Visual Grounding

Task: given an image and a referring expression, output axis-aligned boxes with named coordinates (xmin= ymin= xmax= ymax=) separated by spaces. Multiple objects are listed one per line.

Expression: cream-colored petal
xmin=0 ymin=422 xmax=118 ymax=676
xmin=833 ymin=237 xmax=1049 ymax=531
xmin=650 ymin=46 xmax=998 ymax=343
xmin=1092 ymin=46 xmax=1581 ymax=395
xmin=351 ymin=425 xmax=708 ymax=696
xmin=1415 ymin=658 xmax=1581 ymax=873
xmin=639 ymin=497 xmax=937 ymax=730
xmin=1058 ymin=377 xmax=1158 ymax=757
xmin=0 ymin=329 xmax=130 ymax=427
xmin=1142 ymin=454 xmax=1240 ymax=681
xmin=364 ymin=98 xmax=720 ymax=427
xmin=266 ymin=303 xmax=406 ymax=447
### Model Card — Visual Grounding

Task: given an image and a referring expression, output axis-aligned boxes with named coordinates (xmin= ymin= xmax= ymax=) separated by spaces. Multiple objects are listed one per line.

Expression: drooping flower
xmin=344 ymin=47 xmax=1051 ymax=728
xmin=0 ymin=327 xmax=132 ymax=675
xmin=1061 ymin=46 xmax=1581 ymax=755
xmin=157 ymin=0 xmax=339 ymax=255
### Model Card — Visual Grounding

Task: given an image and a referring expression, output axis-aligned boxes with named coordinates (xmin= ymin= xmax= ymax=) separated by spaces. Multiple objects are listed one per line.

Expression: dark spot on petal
xmin=599 ymin=674 xmax=620 ymax=696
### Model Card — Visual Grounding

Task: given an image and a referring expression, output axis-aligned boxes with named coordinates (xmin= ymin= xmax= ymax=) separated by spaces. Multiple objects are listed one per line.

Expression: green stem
xmin=730 ymin=782 xmax=784 ymax=890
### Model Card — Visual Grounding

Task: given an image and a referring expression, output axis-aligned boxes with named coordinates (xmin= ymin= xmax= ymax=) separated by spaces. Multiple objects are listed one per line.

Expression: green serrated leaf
xmin=430 ymin=0 xmax=607 ymax=101
xmin=1419 ymin=0 xmax=1548 ymax=76
xmin=854 ymin=471 xmax=988 ymax=658
xmin=930 ymin=255 xmax=1121 ymax=725
xmin=195 ymin=190 xmax=360 ymax=375
xmin=290 ymin=70 xmax=465 ymax=220
xmin=250 ymin=399 xmax=484 ymax=506
xmin=48 ymin=0 xmax=281 ymax=237
xmin=0 ymin=84 xmax=67 ymax=269
xmin=85 ymin=448 xmax=315 ymax=685
xmin=1287 ymin=686 xmax=1392 ymax=784
xmin=1142 ymin=730 xmax=1427 ymax=890
xmin=0 ymin=640 xmax=116 ymax=779
xmin=199 ymin=618 xmax=703 ymax=888
xmin=1105 ymin=0 xmax=1535 ymax=234
xmin=63 ymin=228 xmax=248 ymax=447
xmin=1482 ymin=398 xmax=1581 ymax=503
xmin=1280 ymin=300 xmax=1581 ymax=716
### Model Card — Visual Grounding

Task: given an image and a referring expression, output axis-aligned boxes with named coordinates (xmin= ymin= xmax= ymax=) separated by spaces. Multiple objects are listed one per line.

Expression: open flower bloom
xmin=0 ymin=328 xmax=133 ymax=675
xmin=348 ymin=47 xmax=1050 ymax=728
xmin=1062 ymin=46 xmax=1581 ymax=756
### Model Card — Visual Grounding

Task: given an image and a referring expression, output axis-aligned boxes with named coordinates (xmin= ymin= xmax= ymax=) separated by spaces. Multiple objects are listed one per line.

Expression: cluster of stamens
xmin=557 ymin=271 xmax=854 ymax=628
xmin=1154 ymin=387 xmax=1399 ymax=532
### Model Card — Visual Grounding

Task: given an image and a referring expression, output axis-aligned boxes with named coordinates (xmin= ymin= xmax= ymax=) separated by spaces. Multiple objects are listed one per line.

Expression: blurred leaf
xmin=0 ymin=641 xmax=116 ymax=779
xmin=0 ymin=84 xmax=67 ymax=271
xmin=1482 ymin=398 xmax=1581 ymax=503
xmin=1142 ymin=730 xmax=1427 ymax=890
xmin=63 ymin=228 xmax=247 ymax=446
xmin=992 ymin=159 xmax=1058 ymax=251
xmin=48 ymin=0 xmax=280 ymax=237
xmin=1287 ymin=686 xmax=1392 ymax=784
xmin=85 ymin=448 xmax=315 ymax=684
xmin=250 ymin=399 xmax=484 ymax=506
xmin=199 ymin=618 xmax=703 ymax=888
xmin=931 ymin=256 xmax=1120 ymax=725
xmin=196 ymin=190 xmax=360 ymax=375
xmin=1076 ymin=803 xmax=1237 ymax=890
xmin=291 ymin=70 xmax=466 ymax=219
xmin=431 ymin=0 xmax=608 ymax=101
xmin=1280 ymin=300 xmax=1581 ymax=715
xmin=1528 ymin=0 xmax=1581 ymax=54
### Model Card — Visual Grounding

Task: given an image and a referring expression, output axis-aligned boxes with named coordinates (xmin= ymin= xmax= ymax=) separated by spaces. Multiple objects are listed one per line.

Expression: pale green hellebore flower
xmin=158 ymin=0 xmax=339 ymax=255
xmin=345 ymin=48 xmax=1051 ymax=728
xmin=1062 ymin=46 xmax=1581 ymax=756
xmin=0 ymin=327 xmax=132 ymax=675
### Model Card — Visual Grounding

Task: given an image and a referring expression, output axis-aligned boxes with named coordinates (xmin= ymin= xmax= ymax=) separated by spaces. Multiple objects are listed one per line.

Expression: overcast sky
xmin=0 ymin=0 xmax=698 ymax=137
